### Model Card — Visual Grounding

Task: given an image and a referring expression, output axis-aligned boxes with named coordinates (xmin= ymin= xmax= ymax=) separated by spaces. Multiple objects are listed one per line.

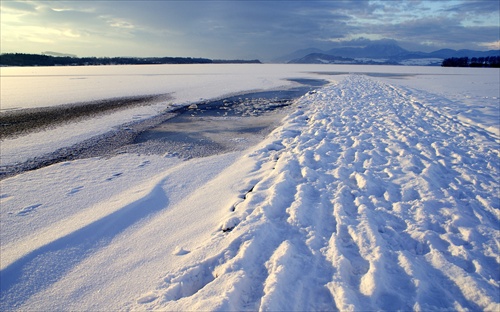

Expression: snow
xmin=1 ymin=65 xmax=499 ymax=311
xmin=0 ymin=64 xmax=320 ymax=110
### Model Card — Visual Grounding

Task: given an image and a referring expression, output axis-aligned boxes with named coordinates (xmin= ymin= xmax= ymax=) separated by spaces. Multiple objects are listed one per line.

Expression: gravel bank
xmin=0 ymin=94 xmax=171 ymax=139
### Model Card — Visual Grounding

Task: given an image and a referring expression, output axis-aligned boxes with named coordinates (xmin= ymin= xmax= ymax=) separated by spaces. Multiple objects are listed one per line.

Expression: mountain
xmin=289 ymin=53 xmax=357 ymax=64
xmin=427 ymin=49 xmax=459 ymax=58
xmin=283 ymin=43 xmax=500 ymax=66
xmin=272 ymin=48 xmax=324 ymax=63
xmin=289 ymin=53 xmax=400 ymax=65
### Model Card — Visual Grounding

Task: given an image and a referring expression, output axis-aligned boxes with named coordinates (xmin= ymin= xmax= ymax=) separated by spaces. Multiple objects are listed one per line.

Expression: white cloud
xmin=107 ymin=18 xmax=135 ymax=29
xmin=1 ymin=0 xmax=498 ymax=59
xmin=480 ymin=40 xmax=500 ymax=50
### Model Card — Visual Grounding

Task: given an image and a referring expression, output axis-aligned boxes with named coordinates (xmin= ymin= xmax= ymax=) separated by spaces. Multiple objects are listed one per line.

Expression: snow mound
xmin=131 ymin=75 xmax=499 ymax=311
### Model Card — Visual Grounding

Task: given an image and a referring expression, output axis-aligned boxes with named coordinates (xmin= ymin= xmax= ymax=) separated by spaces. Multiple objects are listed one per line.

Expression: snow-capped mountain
xmin=283 ymin=43 xmax=499 ymax=66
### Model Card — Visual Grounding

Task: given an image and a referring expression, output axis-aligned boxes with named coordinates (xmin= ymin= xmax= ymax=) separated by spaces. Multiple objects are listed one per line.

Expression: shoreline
xmin=0 ymin=88 xmax=311 ymax=180
xmin=0 ymin=94 xmax=171 ymax=139
xmin=0 ymin=79 xmax=328 ymax=180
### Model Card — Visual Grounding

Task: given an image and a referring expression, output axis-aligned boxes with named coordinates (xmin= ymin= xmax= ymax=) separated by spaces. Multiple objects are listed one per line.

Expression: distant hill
xmin=272 ymin=48 xmax=324 ymax=63
xmin=290 ymin=52 xmax=400 ymax=66
xmin=0 ymin=53 xmax=261 ymax=67
xmin=283 ymin=43 xmax=500 ymax=66
xmin=290 ymin=53 xmax=356 ymax=64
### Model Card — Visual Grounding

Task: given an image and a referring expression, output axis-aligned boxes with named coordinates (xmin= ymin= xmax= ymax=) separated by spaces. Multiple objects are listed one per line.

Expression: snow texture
xmin=1 ymin=67 xmax=499 ymax=311
xmin=126 ymin=75 xmax=499 ymax=311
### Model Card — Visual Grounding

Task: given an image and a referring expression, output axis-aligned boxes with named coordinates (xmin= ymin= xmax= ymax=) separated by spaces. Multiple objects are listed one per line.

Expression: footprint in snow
xmin=67 ymin=186 xmax=84 ymax=195
xmin=17 ymin=204 xmax=42 ymax=216
xmin=138 ymin=160 xmax=151 ymax=168
xmin=106 ymin=172 xmax=123 ymax=181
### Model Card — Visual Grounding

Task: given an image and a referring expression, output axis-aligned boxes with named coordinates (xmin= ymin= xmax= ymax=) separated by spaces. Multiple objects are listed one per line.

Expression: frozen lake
xmin=1 ymin=64 xmax=499 ymax=311
xmin=1 ymin=64 xmax=498 ymax=167
xmin=2 ymin=64 xmax=499 ymax=111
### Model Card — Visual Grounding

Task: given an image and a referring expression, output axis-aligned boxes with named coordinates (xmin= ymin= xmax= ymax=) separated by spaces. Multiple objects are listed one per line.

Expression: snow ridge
xmin=131 ymin=75 xmax=499 ymax=311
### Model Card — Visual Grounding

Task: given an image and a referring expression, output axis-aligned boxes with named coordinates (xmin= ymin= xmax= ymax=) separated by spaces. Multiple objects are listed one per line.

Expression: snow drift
xmin=1 ymin=70 xmax=499 ymax=311
xmin=126 ymin=75 xmax=499 ymax=311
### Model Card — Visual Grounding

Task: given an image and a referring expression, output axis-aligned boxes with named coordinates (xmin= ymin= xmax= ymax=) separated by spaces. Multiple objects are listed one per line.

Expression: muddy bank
xmin=0 ymin=94 xmax=171 ymax=139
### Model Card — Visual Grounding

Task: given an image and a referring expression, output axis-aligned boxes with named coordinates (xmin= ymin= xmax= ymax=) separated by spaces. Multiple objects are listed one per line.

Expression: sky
xmin=1 ymin=0 xmax=499 ymax=61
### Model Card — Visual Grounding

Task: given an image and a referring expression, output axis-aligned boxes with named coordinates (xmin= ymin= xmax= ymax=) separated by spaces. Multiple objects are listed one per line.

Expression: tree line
xmin=0 ymin=53 xmax=261 ymax=67
xmin=441 ymin=56 xmax=500 ymax=68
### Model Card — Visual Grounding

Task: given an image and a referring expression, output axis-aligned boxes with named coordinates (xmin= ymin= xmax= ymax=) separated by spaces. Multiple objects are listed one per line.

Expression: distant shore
xmin=0 ymin=53 xmax=261 ymax=67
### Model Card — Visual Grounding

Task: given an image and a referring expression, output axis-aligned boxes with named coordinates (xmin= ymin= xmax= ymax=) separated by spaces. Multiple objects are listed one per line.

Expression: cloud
xmin=1 ymin=0 xmax=499 ymax=59
xmin=107 ymin=18 xmax=135 ymax=29
xmin=375 ymin=16 xmax=500 ymax=50
xmin=327 ymin=37 xmax=400 ymax=47
xmin=446 ymin=0 xmax=500 ymax=15
xmin=480 ymin=40 xmax=500 ymax=50
xmin=0 ymin=1 xmax=37 ymax=13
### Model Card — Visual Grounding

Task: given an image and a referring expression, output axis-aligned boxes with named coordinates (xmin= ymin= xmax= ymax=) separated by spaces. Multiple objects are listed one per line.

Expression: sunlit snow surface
xmin=1 ymin=65 xmax=499 ymax=311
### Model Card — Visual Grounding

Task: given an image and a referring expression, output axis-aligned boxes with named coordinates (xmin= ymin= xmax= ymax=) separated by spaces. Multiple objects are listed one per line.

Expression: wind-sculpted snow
xmin=130 ymin=75 xmax=499 ymax=311
xmin=1 ymin=74 xmax=498 ymax=311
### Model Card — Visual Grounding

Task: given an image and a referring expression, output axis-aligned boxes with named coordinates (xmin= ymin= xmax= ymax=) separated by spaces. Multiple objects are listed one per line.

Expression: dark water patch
xmin=168 ymin=85 xmax=324 ymax=119
xmin=129 ymin=114 xmax=280 ymax=159
xmin=287 ymin=78 xmax=330 ymax=86
xmin=130 ymin=82 xmax=327 ymax=158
